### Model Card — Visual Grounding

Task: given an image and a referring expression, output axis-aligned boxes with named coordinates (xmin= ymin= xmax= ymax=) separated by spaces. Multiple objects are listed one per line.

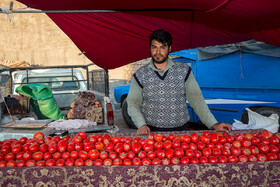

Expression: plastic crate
xmin=3 ymin=96 xmax=30 ymax=115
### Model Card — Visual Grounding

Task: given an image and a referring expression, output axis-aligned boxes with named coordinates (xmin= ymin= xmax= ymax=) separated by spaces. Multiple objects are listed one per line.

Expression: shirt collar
xmin=148 ymin=58 xmax=174 ymax=72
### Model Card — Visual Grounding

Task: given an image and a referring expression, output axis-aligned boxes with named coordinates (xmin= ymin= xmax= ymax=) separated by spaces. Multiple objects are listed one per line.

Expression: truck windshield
xmin=22 ymin=76 xmax=79 ymax=90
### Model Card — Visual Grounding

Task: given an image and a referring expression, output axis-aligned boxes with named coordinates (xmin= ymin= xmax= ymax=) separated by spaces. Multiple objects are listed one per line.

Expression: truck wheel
xmin=241 ymin=107 xmax=280 ymax=128
xmin=122 ymin=98 xmax=137 ymax=129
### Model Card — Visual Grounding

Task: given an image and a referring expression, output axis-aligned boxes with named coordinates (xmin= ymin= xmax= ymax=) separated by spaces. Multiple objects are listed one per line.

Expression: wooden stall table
xmin=0 ymin=130 xmax=280 ymax=186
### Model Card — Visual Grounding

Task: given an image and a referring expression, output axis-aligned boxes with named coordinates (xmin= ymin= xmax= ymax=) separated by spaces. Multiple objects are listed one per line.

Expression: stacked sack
xmin=67 ymin=91 xmax=103 ymax=123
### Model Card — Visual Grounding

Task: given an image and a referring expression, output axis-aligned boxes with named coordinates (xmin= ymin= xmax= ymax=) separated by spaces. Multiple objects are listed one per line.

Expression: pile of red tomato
xmin=0 ymin=130 xmax=279 ymax=167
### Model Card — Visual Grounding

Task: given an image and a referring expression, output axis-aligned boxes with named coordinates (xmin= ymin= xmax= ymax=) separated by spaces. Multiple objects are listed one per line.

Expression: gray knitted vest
xmin=134 ymin=61 xmax=191 ymax=128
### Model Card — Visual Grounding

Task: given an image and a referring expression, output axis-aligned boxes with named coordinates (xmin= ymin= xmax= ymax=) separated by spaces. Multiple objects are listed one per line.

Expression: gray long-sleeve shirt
xmin=127 ymin=58 xmax=218 ymax=129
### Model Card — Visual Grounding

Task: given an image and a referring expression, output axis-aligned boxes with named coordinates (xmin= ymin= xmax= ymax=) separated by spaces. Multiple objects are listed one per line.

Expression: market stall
xmin=0 ymin=129 xmax=279 ymax=186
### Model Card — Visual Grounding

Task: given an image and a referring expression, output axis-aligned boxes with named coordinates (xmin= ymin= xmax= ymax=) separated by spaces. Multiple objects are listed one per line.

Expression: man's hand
xmin=212 ymin=123 xmax=232 ymax=133
xmin=137 ymin=125 xmax=151 ymax=135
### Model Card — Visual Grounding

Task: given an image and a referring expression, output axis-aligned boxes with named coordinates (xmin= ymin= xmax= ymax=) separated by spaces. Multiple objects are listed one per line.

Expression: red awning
xmin=16 ymin=0 xmax=280 ymax=69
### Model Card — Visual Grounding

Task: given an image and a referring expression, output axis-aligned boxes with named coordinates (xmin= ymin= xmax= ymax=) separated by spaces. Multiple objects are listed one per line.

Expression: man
xmin=127 ymin=29 xmax=232 ymax=135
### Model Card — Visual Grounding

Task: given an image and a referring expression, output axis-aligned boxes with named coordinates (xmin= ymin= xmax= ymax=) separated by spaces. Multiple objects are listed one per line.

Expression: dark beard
xmin=152 ymin=55 xmax=168 ymax=64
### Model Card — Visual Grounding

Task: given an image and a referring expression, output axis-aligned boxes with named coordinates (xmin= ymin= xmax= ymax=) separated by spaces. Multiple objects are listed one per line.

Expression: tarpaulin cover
xmin=16 ymin=0 xmax=280 ymax=69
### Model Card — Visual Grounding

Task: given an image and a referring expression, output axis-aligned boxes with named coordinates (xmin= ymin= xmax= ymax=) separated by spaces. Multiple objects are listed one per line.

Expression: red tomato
xmin=143 ymin=144 xmax=154 ymax=153
xmin=180 ymin=142 xmax=189 ymax=151
xmin=145 ymin=138 xmax=155 ymax=145
xmin=221 ymin=148 xmax=231 ymax=157
xmin=94 ymin=159 xmax=103 ymax=166
xmin=154 ymin=134 xmax=163 ymax=142
xmin=228 ymin=155 xmax=238 ymax=163
xmin=142 ymin=158 xmax=152 ymax=165
xmin=261 ymin=130 xmax=272 ymax=139
xmin=232 ymin=141 xmax=241 ymax=148
xmin=190 ymin=158 xmax=199 ymax=164
xmin=219 ymin=136 xmax=227 ymax=144
xmin=200 ymin=135 xmax=210 ymax=144
xmin=202 ymin=148 xmax=212 ymax=157
xmin=180 ymin=157 xmax=189 ymax=164
xmin=181 ymin=135 xmax=190 ymax=143
xmin=0 ymin=161 xmax=6 ymax=167
xmin=267 ymin=153 xmax=278 ymax=161
xmin=226 ymin=135 xmax=234 ymax=143
xmin=132 ymin=157 xmax=141 ymax=165
xmin=194 ymin=150 xmax=202 ymax=158
xmin=168 ymin=134 xmax=175 ymax=141
xmin=160 ymin=158 xmax=169 ymax=165
xmin=48 ymin=142 xmax=57 ymax=154
xmin=230 ymin=147 xmax=241 ymax=157
xmin=70 ymin=151 xmax=79 ymax=160
xmin=212 ymin=148 xmax=222 ymax=157
xmin=196 ymin=141 xmax=205 ymax=151
xmin=33 ymin=132 xmax=45 ymax=139
xmin=251 ymin=137 xmax=260 ymax=146
xmin=4 ymin=153 xmax=15 ymax=162
xmin=95 ymin=142 xmax=104 ymax=150
xmin=43 ymin=152 xmax=52 ymax=161
xmin=199 ymin=156 xmax=208 ymax=164
xmin=119 ymin=152 xmax=128 ymax=160
xmin=56 ymin=159 xmax=65 ymax=166
xmin=15 ymin=152 xmax=24 ymax=160
xmin=19 ymin=137 xmax=28 ymax=144
xmin=75 ymin=143 xmax=83 ymax=152
xmin=250 ymin=146 xmax=259 ymax=155
xmin=174 ymin=148 xmax=184 ymax=158
xmin=156 ymin=149 xmax=166 ymax=159
xmin=133 ymin=137 xmax=141 ymax=143
xmin=123 ymin=143 xmax=131 ymax=152
xmin=238 ymin=155 xmax=248 ymax=162
xmin=273 ymin=132 xmax=280 ymax=141
xmin=147 ymin=151 xmax=156 ymax=160
xmin=171 ymin=157 xmax=180 ymax=165
xmin=206 ymin=143 xmax=215 ymax=149
xmin=127 ymin=151 xmax=135 ymax=160
xmin=241 ymin=148 xmax=251 ymax=156
xmin=108 ymin=152 xmax=118 ymax=160
xmin=154 ymin=142 xmax=163 ymax=150
xmin=122 ymin=159 xmax=132 ymax=166
xmin=190 ymin=133 xmax=199 ymax=143
xmin=22 ymin=151 xmax=32 ymax=161
xmin=218 ymin=156 xmax=228 ymax=163
xmin=234 ymin=133 xmax=244 ymax=141
xmin=11 ymin=145 xmax=22 ymax=154
xmin=163 ymin=140 xmax=172 ymax=150
xmin=139 ymin=140 xmax=146 ymax=147
xmin=260 ymin=138 xmax=270 ymax=145
xmin=84 ymin=159 xmax=94 ymax=166
xmin=114 ymin=143 xmax=123 ymax=153
xmin=138 ymin=151 xmax=147 ymax=160
xmin=62 ymin=152 xmax=70 ymax=160
xmin=65 ymin=158 xmax=75 ymax=166
xmin=248 ymin=155 xmax=257 ymax=162
xmin=88 ymin=136 xmax=97 ymax=144
xmin=111 ymin=136 xmax=120 ymax=144
xmin=6 ymin=160 xmax=16 ymax=167
xmin=26 ymin=159 xmax=36 ymax=167
xmin=113 ymin=158 xmax=122 ymax=165
xmin=29 ymin=143 xmax=39 ymax=153
xmin=172 ymin=139 xmax=181 ymax=149
xmin=165 ymin=149 xmax=174 ymax=159
xmin=84 ymin=142 xmax=94 ymax=152
xmin=51 ymin=136 xmax=61 ymax=142
xmin=258 ymin=143 xmax=270 ymax=154
xmin=75 ymin=159 xmax=85 ymax=166
xmin=189 ymin=143 xmax=197 ymax=151
xmin=79 ymin=150 xmax=89 ymax=160
xmin=152 ymin=158 xmax=161 ymax=165
xmin=53 ymin=152 xmax=62 ymax=160
xmin=39 ymin=144 xmax=48 ymax=153
xmin=78 ymin=131 xmax=87 ymax=140
xmin=16 ymin=160 xmax=26 ymax=167
xmin=131 ymin=142 xmax=141 ymax=154
xmin=118 ymin=136 xmax=125 ymax=143
xmin=67 ymin=143 xmax=75 ymax=152
xmin=209 ymin=133 xmax=219 ymax=144
xmin=208 ymin=156 xmax=218 ymax=163
xmin=32 ymin=151 xmax=43 ymax=161
xmin=185 ymin=149 xmax=194 ymax=159
xmin=269 ymin=145 xmax=279 ymax=154
xmin=269 ymin=137 xmax=280 ymax=145
xmin=241 ymin=139 xmax=252 ymax=148
xmin=105 ymin=142 xmax=114 ymax=152
xmin=215 ymin=143 xmax=223 ymax=150
xmin=103 ymin=158 xmax=113 ymax=166
xmin=57 ymin=140 xmax=68 ymax=153
xmin=73 ymin=136 xmax=83 ymax=144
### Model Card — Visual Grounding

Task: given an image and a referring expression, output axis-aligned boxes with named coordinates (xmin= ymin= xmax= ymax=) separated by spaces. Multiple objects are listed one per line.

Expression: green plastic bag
xmin=16 ymin=83 xmax=64 ymax=120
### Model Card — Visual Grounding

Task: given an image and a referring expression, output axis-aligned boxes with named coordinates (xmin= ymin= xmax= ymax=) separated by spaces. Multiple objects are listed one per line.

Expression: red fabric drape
xmin=17 ymin=0 xmax=280 ymax=69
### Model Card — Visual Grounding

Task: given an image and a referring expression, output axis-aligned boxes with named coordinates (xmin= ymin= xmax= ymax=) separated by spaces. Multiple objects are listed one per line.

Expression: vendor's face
xmin=150 ymin=40 xmax=171 ymax=64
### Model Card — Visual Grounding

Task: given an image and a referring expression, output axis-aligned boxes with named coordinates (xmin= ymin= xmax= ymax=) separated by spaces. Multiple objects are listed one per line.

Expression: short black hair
xmin=149 ymin=29 xmax=172 ymax=47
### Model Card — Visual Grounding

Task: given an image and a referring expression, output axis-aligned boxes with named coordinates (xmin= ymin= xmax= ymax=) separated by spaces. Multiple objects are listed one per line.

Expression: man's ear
xmin=169 ymin=45 xmax=172 ymax=52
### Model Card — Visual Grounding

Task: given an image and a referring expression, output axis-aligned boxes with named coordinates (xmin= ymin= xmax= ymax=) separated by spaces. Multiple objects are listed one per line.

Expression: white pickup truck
xmin=0 ymin=64 xmax=114 ymax=133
